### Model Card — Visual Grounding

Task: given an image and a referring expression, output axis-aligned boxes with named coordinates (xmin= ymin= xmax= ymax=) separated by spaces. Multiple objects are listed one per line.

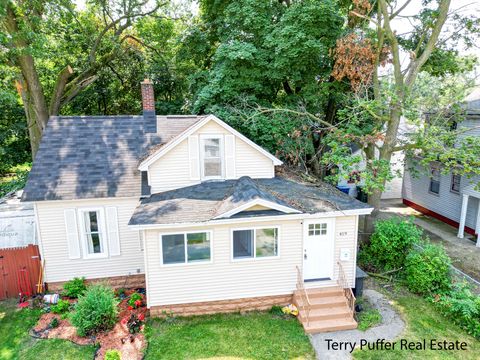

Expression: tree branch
xmin=49 ymin=65 xmax=73 ymax=115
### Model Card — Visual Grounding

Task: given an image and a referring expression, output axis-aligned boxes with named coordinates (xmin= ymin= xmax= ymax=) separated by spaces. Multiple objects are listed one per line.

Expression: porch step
xmin=293 ymin=285 xmax=357 ymax=334
xmin=303 ymin=317 xmax=358 ymax=334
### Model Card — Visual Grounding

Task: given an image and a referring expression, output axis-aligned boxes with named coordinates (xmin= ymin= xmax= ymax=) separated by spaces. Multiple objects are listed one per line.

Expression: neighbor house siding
xmin=148 ymin=120 xmax=275 ymax=193
xmin=144 ymin=216 xmax=358 ymax=308
xmin=36 ymin=197 xmax=144 ymax=283
xmin=403 ymin=162 xmax=479 ymax=230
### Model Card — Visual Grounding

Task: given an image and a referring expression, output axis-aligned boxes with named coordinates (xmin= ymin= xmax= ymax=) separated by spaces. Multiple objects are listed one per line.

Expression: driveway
xmin=379 ymin=199 xmax=480 ymax=283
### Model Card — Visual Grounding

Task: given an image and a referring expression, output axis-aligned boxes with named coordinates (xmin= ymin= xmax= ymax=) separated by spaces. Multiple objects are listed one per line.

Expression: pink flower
xmin=138 ymin=313 xmax=145 ymax=321
xmin=127 ymin=306 xmax=133 ymax=311
xmin=134 ymin=300 xmax=142 ymax=307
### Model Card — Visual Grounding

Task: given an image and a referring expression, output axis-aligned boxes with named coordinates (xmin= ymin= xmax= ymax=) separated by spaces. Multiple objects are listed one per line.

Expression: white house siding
xmin=36 ymin=197 xmax=144 ymax=283
xmin=332 ymin=216 xmax=358 ymax=288
xmin=144 ymin=215 xmax=358 ymax=307
xmin=148 ymin=120 xmax=275 ymax=193
xmin=403 ymin=163 xmax=479 ymax=230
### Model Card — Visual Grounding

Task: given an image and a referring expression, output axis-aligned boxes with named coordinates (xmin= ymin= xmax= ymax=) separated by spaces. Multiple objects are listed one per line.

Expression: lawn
xmin=354 ymin=287 xmax=480 ymax=360
xmin=0 ymin=300 xmax=96 ymax=360
xmin=144 ymin=311 xmax=315 ymax=360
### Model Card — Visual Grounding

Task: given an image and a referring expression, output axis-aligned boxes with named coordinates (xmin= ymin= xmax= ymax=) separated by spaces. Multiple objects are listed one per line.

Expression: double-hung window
xmin=200 ymin=135 xmax=224 ymax=179
xmin=429 ymin=165 xmax=441 ymax=195
xmin=79 ymin=208 xmax=107 ymax=258
xmin=232 ymin=227 xmax=279 ymax=260
xmin=161 ymin=231 xmax=211 ymax=265
xmin=451 ymin=174 xmax=461 ymax=194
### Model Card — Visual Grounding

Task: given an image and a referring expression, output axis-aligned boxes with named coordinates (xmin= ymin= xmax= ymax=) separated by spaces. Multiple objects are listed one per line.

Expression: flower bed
xmin=31 ymin=288 xmax=148 ymax=360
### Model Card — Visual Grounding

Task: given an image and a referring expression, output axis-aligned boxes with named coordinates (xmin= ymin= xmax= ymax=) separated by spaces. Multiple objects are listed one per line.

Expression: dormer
xmin=138 ymin=115 xmax=283 ymax=194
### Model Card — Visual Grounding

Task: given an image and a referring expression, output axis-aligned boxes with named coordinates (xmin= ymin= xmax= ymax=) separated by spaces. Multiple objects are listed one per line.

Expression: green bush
xmin=405 ymin=244 xmax=451 ymax=295
xmin=50 ymin=299 xmax=71 ymax=314
xmin=128 ymin=292 xmax=143 ymax=308
xmin=62 ymin=277 xmax=87 ymax=298
xmin=431 ymin=283 xmax=480 ymax=338
xmin=104 ymin=350 xmax=121 ymax=360
xmin=70 ymin=284 xmax=118 ymax=337
xmin=359 ymin=217 xmax=422 ymax=271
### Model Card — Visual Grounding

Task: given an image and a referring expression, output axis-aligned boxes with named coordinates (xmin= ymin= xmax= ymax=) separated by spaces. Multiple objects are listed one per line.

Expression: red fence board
xmin=0 ymin=245 xmax=41 ymax=300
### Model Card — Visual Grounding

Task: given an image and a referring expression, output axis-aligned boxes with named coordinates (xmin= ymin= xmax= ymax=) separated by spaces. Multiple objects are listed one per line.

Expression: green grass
xmin=144 ymin=311 xmax=315 ymax=360
xmin=357 ymin=309 xmax=382 ymax=331
xmin=0 ymin=300 xmax=96 ymax=360
xmin=353 ymin=291 xmax=480 ymax=359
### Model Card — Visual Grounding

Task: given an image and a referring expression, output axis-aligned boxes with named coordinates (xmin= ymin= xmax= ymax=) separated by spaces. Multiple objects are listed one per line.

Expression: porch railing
xmin=295 ymin=266 xmax=311 ymax=327
xmin=336 ymin=261 xmax=356 ymax=317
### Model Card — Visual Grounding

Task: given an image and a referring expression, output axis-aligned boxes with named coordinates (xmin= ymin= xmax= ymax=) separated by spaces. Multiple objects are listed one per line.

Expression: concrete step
xmin=298 ymin=306 xmax=352 ymax=322
xmin=303 ymin=317 xmax=358 ymax=334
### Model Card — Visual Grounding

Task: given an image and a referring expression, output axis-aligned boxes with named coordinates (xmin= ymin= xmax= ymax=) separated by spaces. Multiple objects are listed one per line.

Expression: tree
xmin=320 ymin=0 xmax=479 ymax=230
xmin=0 ymin=0 xmax=164 ymax=157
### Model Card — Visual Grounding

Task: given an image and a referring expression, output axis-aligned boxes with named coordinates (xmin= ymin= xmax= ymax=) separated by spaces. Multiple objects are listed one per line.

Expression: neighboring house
xmin=403 ymin=89 xmax=480 ymax=246
xmin=22 ymin=80 xmax=373 ymax=333
xmin=0 ymin=191 xmax=36 ymax=249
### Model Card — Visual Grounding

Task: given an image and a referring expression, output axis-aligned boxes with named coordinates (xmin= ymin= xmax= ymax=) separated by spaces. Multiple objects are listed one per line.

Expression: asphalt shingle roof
xmin=128 ymin=176 xmax=371 ymax=226
xmin=22 ymin=115 xmax=202 ymax=201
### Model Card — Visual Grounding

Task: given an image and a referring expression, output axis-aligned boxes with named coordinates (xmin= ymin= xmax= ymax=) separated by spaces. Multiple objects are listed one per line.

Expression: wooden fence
xmin=0 ymin=245 xmax=41 ymax=300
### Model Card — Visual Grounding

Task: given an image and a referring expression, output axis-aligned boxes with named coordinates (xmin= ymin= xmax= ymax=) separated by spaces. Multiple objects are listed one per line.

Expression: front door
xmin=303 ymin=219 xmax=335 ymax=281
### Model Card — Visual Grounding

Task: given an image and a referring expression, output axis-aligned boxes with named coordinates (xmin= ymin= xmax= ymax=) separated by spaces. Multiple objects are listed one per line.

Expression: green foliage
xmin=0 ymin=164 xmax=30 ymax=197
xmin=70 ymin=284 xmax=119 ymax=337
xmin=359 ymin=217 xmax=422 ymax=271
xmin=405 ymin=244 xmax=452 ymax=295
xmin=62 ymin=277 xmax=87 ymax=299
xmin=50 ymin=317 xmax=59 ymax=328
xmin=50 ymin=299 xmax=71 ymax=315
xmin=269 ymin=305 xmax=284 ymax=316
xmin=431 ymin=283 xmax=480 ymax=339
xmin=357 ymin=309 xmax=382 ymax=331
xmin=105 ymin=349 xmax=121 ymax=360
xmin=128 ymin=292 xmax=143 ymax=308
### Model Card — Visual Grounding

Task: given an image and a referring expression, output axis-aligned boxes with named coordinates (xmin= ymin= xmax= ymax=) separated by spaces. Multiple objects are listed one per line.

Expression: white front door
xmin=303 ymin=219 xmax=335 ymax=281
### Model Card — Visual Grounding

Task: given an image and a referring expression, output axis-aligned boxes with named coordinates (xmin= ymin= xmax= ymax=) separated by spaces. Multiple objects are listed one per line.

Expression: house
xmin=403 ymin=88 xmax=480 ymax=246
xmin=22 ymin=80 xmax=373 ymax=333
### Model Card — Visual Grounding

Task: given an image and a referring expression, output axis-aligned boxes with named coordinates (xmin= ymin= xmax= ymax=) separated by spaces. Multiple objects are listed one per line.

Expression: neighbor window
xmin=429 ymin=165 xmax=441 ymax=194
xmin=161 ymin=232 xmax=211 ymax=265
xmin=308 ymin=223 xmax=327 ymax=236
xmin=201 ymin=136 xmax=223 ymax=179
xmin=80 ymin=209 xmax=106 ymax=257
xmin=451 ymin=174 xmax=461 ymax=194
xmin=232 ymin=228 xmax=278 ymax=259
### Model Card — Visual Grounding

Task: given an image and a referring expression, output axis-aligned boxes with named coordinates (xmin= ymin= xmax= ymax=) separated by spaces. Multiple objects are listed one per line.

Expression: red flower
xmin=138 ymin=313 xmax=145 ymax=321
xmin=134 ymin=299 xmax=142 ymax=307
xmin=121 ymin=317 xmax=128 ymax=325
xmin=127 ymin=306 xmax=133 ymax=311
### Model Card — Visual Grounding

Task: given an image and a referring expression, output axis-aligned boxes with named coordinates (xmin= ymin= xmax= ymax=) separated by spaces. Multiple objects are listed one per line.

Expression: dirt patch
xmin=32 ymin=291 xmax=148 ymax=359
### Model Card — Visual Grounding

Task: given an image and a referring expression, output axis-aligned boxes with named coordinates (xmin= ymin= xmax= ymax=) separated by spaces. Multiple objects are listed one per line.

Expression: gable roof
xmin=128 ymin=176 xmax=372 ymax=226
xmin=22 ymin=115 xmax=203 ymax=202
xmin=137 ymin=114 xmax=283 ymax=171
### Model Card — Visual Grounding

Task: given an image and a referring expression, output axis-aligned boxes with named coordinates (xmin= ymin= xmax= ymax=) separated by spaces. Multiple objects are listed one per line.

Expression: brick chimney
xmin=141 ymin=79 xmax=156 ymax=133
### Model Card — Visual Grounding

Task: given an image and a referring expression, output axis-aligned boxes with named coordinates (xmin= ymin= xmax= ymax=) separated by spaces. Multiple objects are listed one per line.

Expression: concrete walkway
xmin=310 ymin=289 xmax=405 ymax=360
xmin=379 ymin=199 xmax=480 ymax=283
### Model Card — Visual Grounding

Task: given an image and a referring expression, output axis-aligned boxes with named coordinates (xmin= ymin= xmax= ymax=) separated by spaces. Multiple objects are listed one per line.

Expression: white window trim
xmin=450 ymin=174 xmax=461 ymax=194
xmin=230 ymin=226 xmax=280 ymax=262
xmin=200 ymin=134 xmax=225 ymax=180
xmin=159 ymin=230 xmax=213 ymax=267
xmin=77 ymin=207 xmax=108 ymax=259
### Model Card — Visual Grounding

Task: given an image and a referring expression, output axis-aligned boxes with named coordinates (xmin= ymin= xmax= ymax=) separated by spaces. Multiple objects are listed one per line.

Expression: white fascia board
xmin=138 ymin=114 xmax=282 ymax=171
xmin=213 ymin=198 xmax=301 ymax=220
xmin=128 ymin=207 xmax=374 ymax=231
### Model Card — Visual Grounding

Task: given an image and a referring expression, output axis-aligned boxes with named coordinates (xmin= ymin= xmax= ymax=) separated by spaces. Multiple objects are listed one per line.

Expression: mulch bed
xmin=31 ymin=289 xmax=148 ymax=360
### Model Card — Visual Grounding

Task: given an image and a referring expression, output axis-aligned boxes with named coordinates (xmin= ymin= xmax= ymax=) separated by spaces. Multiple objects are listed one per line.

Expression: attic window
xmin=200 ymin=135 xmax=224 ymax=179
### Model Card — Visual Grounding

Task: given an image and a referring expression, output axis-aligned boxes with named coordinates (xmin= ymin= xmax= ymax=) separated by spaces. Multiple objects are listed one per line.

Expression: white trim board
xmin=129 ymin=207 xmax=374 ymax=231
xmin=138 ymin=114 xmax=283 ymax=171
xmin=213 ymin=198 xmax=301 ymax=219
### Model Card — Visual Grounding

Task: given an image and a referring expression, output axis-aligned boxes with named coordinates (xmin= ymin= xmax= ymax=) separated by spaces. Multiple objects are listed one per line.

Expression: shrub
xmin=128 ymin=292 xmax=143 ymax=308
xmin=359 ymin=217 xmax=422 ymax=271
xmin=405 ymin=244 xmax=451 ymax=295
xmin=51 ymin=299 xmax=71 ymax=314
xmin=70 ymin=284 xmax=119 ymax=337
xmin=62 ymin=277 xmax=87 ymax=298
xmin=431 ymin=283 xmax=480 ymax=338
xmin=104 ymin=350 xmax=121 ymax=360
xmin=50 ymin=317 xmax=59 ymax=328
xmin=126 ymin=313 xmax=145 ymax=334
